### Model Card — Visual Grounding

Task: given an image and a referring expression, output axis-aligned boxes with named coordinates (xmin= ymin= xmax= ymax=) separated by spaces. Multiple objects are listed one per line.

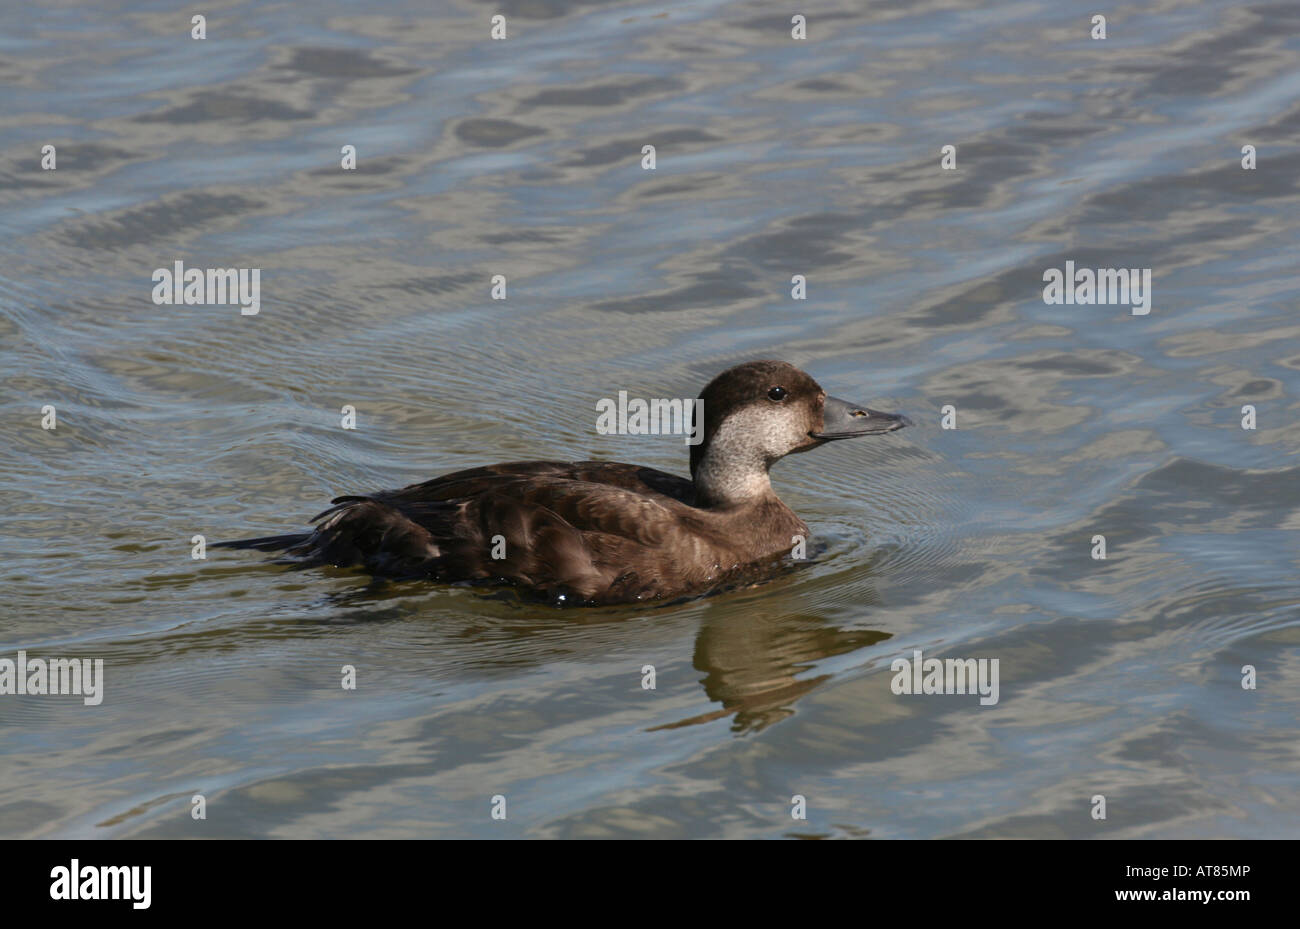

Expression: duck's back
xmin=222 ymin=461 xmax=776 ymax=604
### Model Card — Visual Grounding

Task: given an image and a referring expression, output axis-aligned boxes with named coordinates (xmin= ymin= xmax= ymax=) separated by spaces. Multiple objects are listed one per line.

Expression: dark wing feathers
xmin=216 ymin=461 xmax=706 ymax=602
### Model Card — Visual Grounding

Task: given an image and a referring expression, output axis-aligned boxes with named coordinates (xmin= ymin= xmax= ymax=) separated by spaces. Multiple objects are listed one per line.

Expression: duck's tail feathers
xmin=211 ymin=533 xmax=312 ymax=552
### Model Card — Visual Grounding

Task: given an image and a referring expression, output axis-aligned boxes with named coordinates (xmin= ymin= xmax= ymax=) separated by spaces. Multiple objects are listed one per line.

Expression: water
xmin=2 ymin=0 xmax=1298 ymax=838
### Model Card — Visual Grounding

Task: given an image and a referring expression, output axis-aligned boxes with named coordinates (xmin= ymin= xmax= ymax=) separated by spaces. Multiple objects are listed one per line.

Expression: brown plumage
xmin=215 ymin=361 xmax=910 ymax=605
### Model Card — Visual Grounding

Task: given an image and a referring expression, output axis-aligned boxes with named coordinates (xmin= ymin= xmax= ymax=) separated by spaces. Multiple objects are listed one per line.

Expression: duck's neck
xmin=690 ymin=441 xmax=775 ymax=509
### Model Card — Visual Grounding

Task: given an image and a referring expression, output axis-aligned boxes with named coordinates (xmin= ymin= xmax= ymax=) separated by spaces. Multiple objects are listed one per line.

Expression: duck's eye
xmin=767 ymin=386 xmax=787 ymax=402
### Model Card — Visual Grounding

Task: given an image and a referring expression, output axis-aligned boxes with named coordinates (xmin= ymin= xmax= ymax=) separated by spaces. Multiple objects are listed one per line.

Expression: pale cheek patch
xmin=716 ymin=405 xmax=804 ymax=460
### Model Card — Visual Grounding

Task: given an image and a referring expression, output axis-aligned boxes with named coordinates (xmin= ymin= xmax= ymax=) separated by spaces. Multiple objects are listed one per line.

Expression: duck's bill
xmin=811 ymin=396 xmax=913 ymax=439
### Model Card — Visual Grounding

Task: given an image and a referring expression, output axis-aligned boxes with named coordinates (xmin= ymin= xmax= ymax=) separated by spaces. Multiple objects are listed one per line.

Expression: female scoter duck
xmin=216 ymin=361 xmax=910 ymax=605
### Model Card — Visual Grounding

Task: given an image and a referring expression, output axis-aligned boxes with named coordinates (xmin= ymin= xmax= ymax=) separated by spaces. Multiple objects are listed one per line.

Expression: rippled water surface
xmin=2 ymin=0 xmax=1299 ymax=838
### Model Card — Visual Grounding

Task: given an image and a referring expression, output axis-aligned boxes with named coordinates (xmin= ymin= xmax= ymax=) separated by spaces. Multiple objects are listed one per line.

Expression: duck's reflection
xmin=652 ymin=606 xmax=891 ymax=734
xmin=306 ymin=566 xmax=890 ymax=735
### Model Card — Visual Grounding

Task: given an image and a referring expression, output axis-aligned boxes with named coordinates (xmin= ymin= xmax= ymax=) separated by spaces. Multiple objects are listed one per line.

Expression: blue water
xmin=1 ymin=0 xmax=1298 ymax=838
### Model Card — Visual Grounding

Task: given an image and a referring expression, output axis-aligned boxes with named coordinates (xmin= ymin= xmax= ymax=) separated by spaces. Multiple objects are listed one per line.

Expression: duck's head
xmin=689 ymin=360 xmax=910 ymax=507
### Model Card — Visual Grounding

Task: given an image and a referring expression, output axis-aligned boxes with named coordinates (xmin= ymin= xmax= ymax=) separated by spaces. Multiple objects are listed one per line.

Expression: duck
xmin=214 ymin=360 xmax=911 ymax=605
